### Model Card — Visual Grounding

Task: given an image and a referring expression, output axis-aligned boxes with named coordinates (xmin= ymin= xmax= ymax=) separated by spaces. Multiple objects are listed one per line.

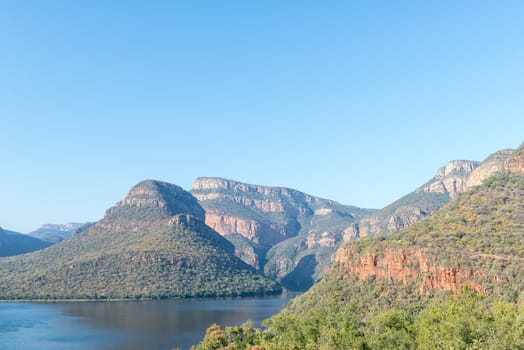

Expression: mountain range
xmin=189 ymin=158 xmax=482 ymax=290
xmin=191 ymin=177 xmax=372 ymax=290
xmin=1 ymin=142 xmax=521 ymax=303
xmin=192 ymin=142 xmax=524 ymax=349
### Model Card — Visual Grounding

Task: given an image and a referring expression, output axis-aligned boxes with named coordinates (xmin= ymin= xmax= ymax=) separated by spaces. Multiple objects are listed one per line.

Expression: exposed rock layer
xmin=192 ymin=177 xmax=370 ymax=288
xmin=335 ymin=246 xmax=484 ymax=294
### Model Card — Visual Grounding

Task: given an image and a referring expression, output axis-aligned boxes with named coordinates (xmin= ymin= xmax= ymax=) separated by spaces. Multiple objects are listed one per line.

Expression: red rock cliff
xmin=334 ymin=246 xmax=485 ymax=294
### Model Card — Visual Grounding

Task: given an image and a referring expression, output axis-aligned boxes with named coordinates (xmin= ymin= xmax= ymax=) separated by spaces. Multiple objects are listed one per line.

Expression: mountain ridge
xmin=191 ymin=177 xmax=372 ymax=290
xmin=0 ymin=180 xmax=280 ymax=299
xmin=191 ymin=141 xmax=524 ymax=350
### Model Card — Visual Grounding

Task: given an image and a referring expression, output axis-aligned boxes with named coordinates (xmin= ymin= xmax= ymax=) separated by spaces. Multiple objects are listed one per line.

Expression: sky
xmin=1 ymin=1 xmax=523 ymax=233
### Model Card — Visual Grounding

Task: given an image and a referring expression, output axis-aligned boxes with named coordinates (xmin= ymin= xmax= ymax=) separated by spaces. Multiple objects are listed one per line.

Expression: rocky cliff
xmin=417 ymin=160 xmax=479 ymax=197
xmin=192 ymin=177 xmax=317 ymax=245
xmin=465 ymin=149 xmax=514 ymax=189
xmin=503 ymin=145 xmax=524 ymax=174
xmin=334 ymin=246 xmax=484 ymax=295
xmin=192 ymin=177 xmax=372 ymax=289
xmin=334 ymin=149 xmax=524 ymax=298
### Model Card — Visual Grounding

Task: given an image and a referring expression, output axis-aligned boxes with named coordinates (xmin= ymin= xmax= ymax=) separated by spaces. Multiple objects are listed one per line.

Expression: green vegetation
xmin=378 ymin=191 xmax=450 ymax=221
xmin=0 ymin=180 xmax=281 ymax=299
xmin=192 ymin=289 xmax=524 ymax=350
xmin=107 ymin=180 xmax=206 ymax=222
xmin=191 ymin=167 xmax=524 ymax=349
xmin=0 ymin=217 xmax=280 ymax=299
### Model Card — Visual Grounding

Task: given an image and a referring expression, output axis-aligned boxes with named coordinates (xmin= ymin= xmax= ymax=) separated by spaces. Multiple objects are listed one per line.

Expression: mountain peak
xmin=103 ymin=180 xmax=205 ymax=223
xmin=465 ymin=149 xmax=515 ymax=189
xmin=417 ymin=159 xmax=479 ymax=197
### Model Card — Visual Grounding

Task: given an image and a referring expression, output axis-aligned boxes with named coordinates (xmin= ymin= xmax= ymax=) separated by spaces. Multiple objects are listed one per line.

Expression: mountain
xmin=0 ymin=180 xmax=280 ymax=299
xmin=29 ymin=222 xmax=87 ymax=243
xmin=192 ymin=143 xmax=524 ymax=349
xmin=344 ymin=160 xmax=479 ymax=239
xmin=465 ymin=149 xmax=515 ymax=188
xmin=0 ymin=228 xmax=52 ymax=257
xmin=191 ymin=177 xmax=372 ymax=290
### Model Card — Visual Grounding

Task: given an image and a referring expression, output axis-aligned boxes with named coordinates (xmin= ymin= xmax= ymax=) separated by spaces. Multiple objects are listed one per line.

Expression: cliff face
xmin=417 ymin=160 xmax=479 ymax=197
xmin=192 ymin=177 xmax=371 ymax=288
xmin=504 ymin=153 xmax=524 ymax=174
xmin=335 ymin=246 xmax=484 ymax=294
xmin=203 ymin=214 xmax=294 ymax=246
xmin=332 ymin=157 xmax=524 ymax=300
xmin=192 ymin=177 xmax=315 ymax=246
xmin=464 ymin=149 xmax=514 ymax=189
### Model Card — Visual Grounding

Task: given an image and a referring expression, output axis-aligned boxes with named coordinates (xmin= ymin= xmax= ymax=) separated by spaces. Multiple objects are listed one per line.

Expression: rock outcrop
xmin=192 ymin=177 xmax=316 ymax=245
xmin=465 ymin=150 xmax=514 ymax=189
xmin=335 ymin=246 xmax=484 ymax=294
xmin=192 ymin=177 xmax=371 ymax=289
xmin=333 ymin=154 xmax=524 ymax=300
xmin=203 ymin=214 xmax=292 ymax=246
xmin=504 ymin=152 xmax=524 ymax=174
xmin=417 ymin=160 xmax=479 ymax=197
xmin=345 ymin=160 xmax=479 ymax=241
xmin=99 ymin=180 xmax=205 ymax=231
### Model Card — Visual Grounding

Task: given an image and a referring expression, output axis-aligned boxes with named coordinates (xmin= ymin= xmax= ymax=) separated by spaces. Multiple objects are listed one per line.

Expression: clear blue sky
xmin=1 ymin=1 xmax=523 ymax=233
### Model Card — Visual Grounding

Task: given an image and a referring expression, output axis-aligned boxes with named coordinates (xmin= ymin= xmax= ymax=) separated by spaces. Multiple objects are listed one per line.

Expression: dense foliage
xmin=0 ymin=216 xmax=280 ymax=299
xmin=191 ymin=169 xmax=524 ymax=349
xmin=191 ymin=289 xmax=524 ymax=350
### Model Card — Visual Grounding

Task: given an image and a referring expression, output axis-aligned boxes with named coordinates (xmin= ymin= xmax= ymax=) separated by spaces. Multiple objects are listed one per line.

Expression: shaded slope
xmin=0 ymin=180 xmax=280 ymax=299
xmin=0 ymin=228 xmax=51 ymax=257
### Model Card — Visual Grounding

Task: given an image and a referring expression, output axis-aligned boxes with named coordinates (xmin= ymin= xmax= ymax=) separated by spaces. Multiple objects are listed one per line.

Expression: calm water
xmin=0 ymin=293 xmax=295 ymax=350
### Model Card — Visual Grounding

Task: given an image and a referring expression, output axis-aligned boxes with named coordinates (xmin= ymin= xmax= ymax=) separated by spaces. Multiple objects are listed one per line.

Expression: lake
xmin=0 ymin=292 xmax=295 ymax=350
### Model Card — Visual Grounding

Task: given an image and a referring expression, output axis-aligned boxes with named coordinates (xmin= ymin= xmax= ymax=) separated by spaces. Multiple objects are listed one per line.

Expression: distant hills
xmin=0 ymin=180 xmax=280 ymax=299
xmin=0 ymin=228 xmax=51 ymax=257
xmin=29 ymin=222 xmax=86 ymax=243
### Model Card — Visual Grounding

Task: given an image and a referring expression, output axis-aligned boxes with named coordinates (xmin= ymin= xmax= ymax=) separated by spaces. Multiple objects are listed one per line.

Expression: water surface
xmin=0 ymin=293 xmax=294 ymax=350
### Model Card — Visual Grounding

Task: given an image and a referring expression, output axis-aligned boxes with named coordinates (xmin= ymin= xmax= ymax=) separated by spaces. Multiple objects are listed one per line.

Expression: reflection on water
xmin=0 ymin=292 xmax=296 ymax=350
